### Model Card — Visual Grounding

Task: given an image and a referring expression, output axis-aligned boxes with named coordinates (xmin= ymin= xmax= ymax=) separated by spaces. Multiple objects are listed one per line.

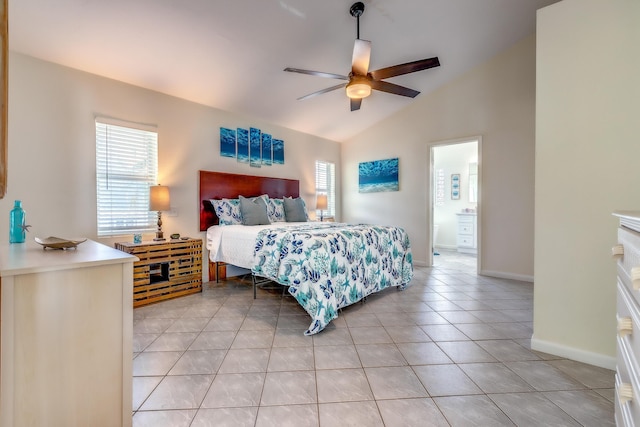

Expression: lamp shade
xmin=316 ymin=194 xmax=328 ymax=210
xmin=149 ymin=185 xmax=170 ymax=211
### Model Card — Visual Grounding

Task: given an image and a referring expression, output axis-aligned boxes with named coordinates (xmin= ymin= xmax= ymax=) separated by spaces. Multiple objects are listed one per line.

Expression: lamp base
xmin=154 ymin=212 xmax=165 ymax=241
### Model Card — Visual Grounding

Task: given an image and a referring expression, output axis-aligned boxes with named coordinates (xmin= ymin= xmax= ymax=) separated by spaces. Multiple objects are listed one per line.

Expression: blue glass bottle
xmin=10 ymin=200 xmax=26 ymax=243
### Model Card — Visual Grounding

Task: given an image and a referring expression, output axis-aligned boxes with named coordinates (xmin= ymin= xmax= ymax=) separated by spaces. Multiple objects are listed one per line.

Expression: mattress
xmin=206 ymin=222 xmax=307 ymax=269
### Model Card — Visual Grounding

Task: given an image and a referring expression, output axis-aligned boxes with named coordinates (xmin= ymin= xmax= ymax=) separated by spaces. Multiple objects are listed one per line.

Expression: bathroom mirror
xmin=469 ymin=162 xmax=478 ymax=203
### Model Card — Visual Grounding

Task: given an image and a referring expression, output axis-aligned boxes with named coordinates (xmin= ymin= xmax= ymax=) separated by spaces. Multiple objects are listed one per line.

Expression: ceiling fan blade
xmin=369 ymin=57 xmax=440 ymax=80
xmin=284 ymin=67 xmax=349 ymax=81
xmin=350 ymin=98 xmax=362 ymax=111
xmin=297 ymin=83 xmax=347 ymax=101
xmin=351 ymin=39 xmax=371 ymax=76
xmin=369 ymin=79 xmax=420 ymax=98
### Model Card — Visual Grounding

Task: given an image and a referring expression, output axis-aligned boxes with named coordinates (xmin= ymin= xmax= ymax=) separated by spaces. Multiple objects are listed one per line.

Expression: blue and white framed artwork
xmin=358 ymin=158 xmax=399 ymax=193
xmin=220 ymin=127 xmax=236 ymax=158
xmin=261 ymin=133 xmax=272 ymax=166
xmin=236 ymin=128 xmax=249 ymax=163
xmin=249 ymin=127 xmax=261 ymax=167
xmin=451 ymin=173 xmax=460 ymax=200
xmin=220 ymin=126 xmax=284 ymax=166
xmin=272 ymin=139 xmax=284 ymax=165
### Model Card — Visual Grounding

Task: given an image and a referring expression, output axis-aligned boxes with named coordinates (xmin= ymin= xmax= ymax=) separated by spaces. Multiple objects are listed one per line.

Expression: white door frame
xmin=427 ymin=136 xmax=482 ymax=274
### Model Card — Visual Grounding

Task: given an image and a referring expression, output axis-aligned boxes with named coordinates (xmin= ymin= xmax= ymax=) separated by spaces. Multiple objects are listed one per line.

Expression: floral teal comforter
xmin=252 ymin=223 xmax=413 ymax=335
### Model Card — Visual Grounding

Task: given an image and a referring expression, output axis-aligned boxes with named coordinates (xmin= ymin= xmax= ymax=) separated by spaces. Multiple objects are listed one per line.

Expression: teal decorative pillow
xmin=239 ymin=195 xmax=270 ymax=225
xmin=267 ymin=198 xmax=286 ymax=222
xmin=211 ymin=198 xmax=242 ymax=225
xmin=283 ymin=197 xmax=308 ymax=222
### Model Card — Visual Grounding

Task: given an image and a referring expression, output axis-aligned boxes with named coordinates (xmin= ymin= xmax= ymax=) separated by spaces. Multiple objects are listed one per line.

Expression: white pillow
xmin=267 ymin=198 xmax=286 ymax=222
xmin=211 ymin=198 xmax=242 ymax=225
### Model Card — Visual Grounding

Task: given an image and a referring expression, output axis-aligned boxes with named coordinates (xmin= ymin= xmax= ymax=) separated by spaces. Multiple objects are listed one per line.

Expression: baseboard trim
xmin=480 ymin=269 xmax=534 ymax=283
xmin=531 ymin=336 xmax=616 ymax=370
xmin=413 ymin=260 xmax=428 ymax=267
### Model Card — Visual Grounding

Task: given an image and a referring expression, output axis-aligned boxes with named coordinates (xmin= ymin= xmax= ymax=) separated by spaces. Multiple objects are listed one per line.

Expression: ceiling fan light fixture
xmin=346 ymin=79 xmax=371 ymax=99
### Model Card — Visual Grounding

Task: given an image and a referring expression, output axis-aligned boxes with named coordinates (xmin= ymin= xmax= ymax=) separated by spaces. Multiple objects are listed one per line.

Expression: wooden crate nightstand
xmin=115 ymin=238 xmax=202 ymax=307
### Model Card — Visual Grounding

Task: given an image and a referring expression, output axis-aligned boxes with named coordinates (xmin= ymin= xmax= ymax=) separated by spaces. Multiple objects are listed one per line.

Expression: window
xmin=96 ymin=118 xmax=158 ymax=236
xmin=315 ymin=160 xmax=336 ymax=218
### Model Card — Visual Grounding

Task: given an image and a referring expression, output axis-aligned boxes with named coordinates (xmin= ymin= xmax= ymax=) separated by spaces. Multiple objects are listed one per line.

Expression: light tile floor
xmin=132 ymin=250 xmax=615 ymax=426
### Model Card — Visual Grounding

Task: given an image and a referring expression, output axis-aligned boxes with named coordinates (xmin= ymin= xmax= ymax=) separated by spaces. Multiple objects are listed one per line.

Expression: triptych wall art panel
xmin=358 ymin=158 xmax=399 ymax=193
xmin=220 ymin=127 xmax=285 ymax=167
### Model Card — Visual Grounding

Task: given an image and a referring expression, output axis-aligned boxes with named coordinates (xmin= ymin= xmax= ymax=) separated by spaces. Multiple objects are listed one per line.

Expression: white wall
xmin=342 ymin=35 xmax=535 ymax=279
xmin=433 ymin=140 xmax=478 ymax=249
xmin=2 ymin=53 xmax=342 ymax=280
xmin=534 ymin=0 xmax=640 ymax=369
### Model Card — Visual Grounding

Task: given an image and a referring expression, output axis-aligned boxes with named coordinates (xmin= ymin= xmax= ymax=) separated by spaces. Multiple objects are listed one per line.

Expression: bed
xmin=199 ymin=170 xmax=414 ymax=335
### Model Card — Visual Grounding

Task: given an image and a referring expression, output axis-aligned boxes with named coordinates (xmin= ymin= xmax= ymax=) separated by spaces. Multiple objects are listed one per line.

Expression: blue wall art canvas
xmin=220 ymin=127 xmax=236 ymax=158
xmin=237 ymin=128 xmax=249 ymax=163
xmin=249 ymin=127 xmax=262 ymax=167
xmin=222 ymin=126 xmax=284 ymax=166
xmin=261 ymin=133 xmax=272 ymax=166
xmin=358 ymin=158 xmax=399 ymax=193
xmin=273 ymin=139 xmax=285 ymax=165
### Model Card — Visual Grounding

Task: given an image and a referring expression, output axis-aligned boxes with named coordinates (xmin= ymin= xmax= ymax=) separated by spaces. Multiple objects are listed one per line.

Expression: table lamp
xmin=149 ymin=184 xmax=170 ymax=241
xmin=316 ymin=194 xmax=328 ymax=222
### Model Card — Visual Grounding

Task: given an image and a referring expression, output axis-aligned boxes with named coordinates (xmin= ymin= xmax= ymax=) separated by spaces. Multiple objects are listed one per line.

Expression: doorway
xmin=430 ymin=137 xmax=481 ymax=272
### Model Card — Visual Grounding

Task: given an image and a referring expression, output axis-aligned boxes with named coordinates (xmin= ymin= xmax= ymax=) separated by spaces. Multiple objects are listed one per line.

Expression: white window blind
xmin=315 ymin=160 xmax=336 ymax=218
xmin=96 ymin=119 xmax=158 ymax=236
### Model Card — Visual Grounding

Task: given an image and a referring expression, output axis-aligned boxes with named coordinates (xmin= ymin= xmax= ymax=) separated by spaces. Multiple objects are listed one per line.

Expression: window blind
xmin=315 ymin=160 xmax=336 ymax=217
xmin=96 ymin=119 xmax=158 ymax=236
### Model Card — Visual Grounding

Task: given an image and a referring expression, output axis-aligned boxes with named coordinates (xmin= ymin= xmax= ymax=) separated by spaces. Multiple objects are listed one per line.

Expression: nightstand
xmin=115 ymin=238 xmax=202 ymax=307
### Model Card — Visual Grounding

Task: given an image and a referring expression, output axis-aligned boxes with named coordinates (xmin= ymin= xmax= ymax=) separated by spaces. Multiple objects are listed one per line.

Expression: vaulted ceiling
xmin=9 ymin=0 xmax=559 ymax=142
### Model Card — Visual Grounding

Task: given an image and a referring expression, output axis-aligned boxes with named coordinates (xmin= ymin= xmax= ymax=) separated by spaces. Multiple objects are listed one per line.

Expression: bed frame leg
xmin=252 ymin=275 xmax=257 ymax=299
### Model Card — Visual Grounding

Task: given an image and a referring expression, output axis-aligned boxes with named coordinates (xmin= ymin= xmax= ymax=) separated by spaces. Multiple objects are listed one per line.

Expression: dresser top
xmin=614 ymin=211 xmax=640 ymax=220
xmin=614 ymin=211 xmax=640 ymax=233
xmin=0 ymin=239 xmax=137 ymax=277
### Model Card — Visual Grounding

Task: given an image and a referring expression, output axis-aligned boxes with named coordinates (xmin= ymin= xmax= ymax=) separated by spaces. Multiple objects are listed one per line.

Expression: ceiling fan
xmin=284 ymin=1 xmax=440 ymax=111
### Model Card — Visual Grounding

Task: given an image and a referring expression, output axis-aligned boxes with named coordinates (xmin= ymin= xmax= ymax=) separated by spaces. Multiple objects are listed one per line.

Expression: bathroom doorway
xmin=430 ymin=138 xmax=480 ymax=271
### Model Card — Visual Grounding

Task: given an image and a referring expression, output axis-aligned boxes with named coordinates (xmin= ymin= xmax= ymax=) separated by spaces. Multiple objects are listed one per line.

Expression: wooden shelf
xmin=115 ymin=238 xmax=202 ymax=307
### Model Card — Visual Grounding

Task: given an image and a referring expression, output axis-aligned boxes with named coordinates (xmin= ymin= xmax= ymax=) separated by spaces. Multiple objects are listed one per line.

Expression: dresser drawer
xmin=619 ymin=262 xmax=640 ymax=307
xmin=457 ymin=236 xmax=474 ymax=247
xmin=458 ymin=215 xmax=474 ymax=224
xmin=618 ymin=279 xmax=640 ymax=364
xmin=458 ymin=223 xmax=474 ymax=235
xmin=616 ymin=335 xmax=640 ymax=426
xmin=618 ymin=227 xmax=640 ymax=288
xmin=616 ymin=371 xmax=635 ymax=427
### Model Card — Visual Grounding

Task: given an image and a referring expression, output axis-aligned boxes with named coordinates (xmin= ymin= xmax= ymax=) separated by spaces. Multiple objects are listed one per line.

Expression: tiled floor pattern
xmin=132 ymin=250 xmax=615 ymax=426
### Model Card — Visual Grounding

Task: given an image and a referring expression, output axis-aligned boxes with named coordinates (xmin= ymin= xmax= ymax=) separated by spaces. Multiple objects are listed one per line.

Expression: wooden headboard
xmin=199 ymin=170 xmax=300 ymax=231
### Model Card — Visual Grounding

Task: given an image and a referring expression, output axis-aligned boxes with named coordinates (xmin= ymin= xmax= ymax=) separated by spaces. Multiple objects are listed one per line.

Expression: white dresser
xmin=613 ymin=211 xmax=640 ymax=426
xmin=0 ymin=240 xmax=137 ymax=427
xmin=456 ymin=212 xmax=477 ymax=254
